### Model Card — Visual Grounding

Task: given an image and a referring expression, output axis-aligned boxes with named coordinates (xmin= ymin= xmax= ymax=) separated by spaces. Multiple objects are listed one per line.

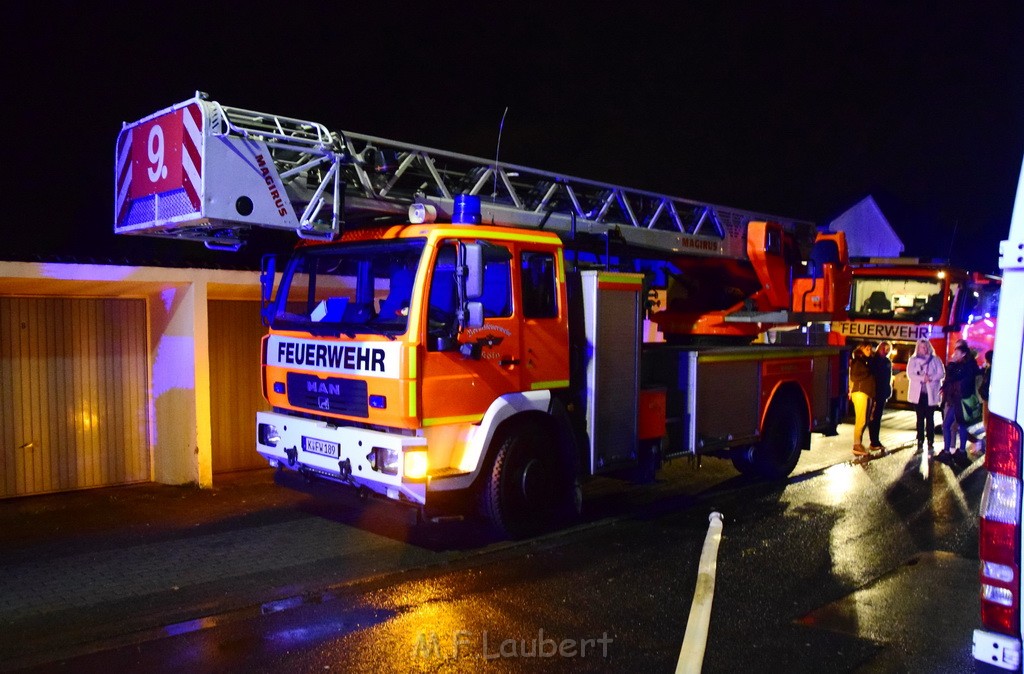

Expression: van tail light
xmin=980 ymin=413 xmax=1024 ymax=635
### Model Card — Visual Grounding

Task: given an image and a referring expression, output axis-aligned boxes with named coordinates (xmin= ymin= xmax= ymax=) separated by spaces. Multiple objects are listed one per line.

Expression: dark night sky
xmin=7 ymin=2 xmax=1024 ymax=273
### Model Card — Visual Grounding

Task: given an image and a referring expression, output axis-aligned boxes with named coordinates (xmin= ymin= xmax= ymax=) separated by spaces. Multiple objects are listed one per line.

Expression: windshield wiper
xmin=338 ymin=323 xmax=397 ymax=341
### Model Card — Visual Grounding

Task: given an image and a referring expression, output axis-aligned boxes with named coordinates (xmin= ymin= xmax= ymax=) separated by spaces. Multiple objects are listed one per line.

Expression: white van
xmin=974 ymin=156 xmax=1024 ymax=672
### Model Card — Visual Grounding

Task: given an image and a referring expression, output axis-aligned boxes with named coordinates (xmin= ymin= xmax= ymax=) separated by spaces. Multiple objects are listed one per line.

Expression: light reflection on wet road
xmin=25 ymin=411 xmax=983 ymax=673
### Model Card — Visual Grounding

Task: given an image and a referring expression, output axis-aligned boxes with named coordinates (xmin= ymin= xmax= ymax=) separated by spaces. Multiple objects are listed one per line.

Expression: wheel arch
xmin=428 ymin=391 xmax=578 ymax=493
xmin=763 ymin=380 xmax=812 ymax=450
xmin=477 ymin=402 xmax=582 ymax=538
xmin=483 ymin=402 xmax=580 ymax=486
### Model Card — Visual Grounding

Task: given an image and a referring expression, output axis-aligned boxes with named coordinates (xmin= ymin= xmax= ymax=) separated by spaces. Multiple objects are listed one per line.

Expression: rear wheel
xmin=751 ymin=400 xmax=804 ymax=479
xmin=482 ymin=424 xmax=573 ymax=539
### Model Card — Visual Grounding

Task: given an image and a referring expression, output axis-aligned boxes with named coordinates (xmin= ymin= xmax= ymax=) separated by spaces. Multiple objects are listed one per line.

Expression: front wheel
xmin=730 ymin=445 xmax=757 ymax=475
xmin=482 ymin=425 xmax=573 ymax=539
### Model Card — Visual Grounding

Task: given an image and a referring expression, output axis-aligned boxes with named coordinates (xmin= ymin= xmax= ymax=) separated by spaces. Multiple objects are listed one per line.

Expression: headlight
xmin=258 ymin=423 xmax=280 ymax=447
xmin=404 ymin=450 xmax=429 ymax=480
xmin=368 ymin=446 xmax=400 ymax=476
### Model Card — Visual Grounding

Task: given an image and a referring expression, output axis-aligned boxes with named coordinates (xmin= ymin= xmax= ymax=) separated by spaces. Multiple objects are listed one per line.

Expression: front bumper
xmin=256 ymin=411 xmax=427 ymax=505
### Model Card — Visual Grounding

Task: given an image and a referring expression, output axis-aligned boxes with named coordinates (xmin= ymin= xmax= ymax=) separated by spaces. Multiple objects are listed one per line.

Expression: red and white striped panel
xmin=180 ymin=103 xmax=203 ymax=210
xmin=114 ymin=103 xmax=203 ymax=226
xmin=114 ymin=125 xmax=133 ymax=227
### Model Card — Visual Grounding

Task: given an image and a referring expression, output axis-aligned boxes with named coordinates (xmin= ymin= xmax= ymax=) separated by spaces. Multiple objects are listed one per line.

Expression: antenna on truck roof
xmin=492 ymin=106 xmax=509 ymax=205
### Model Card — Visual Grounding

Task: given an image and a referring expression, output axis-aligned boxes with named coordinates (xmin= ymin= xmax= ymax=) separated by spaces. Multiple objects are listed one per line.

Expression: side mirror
xmin=260 ymin=254 xmax=277 ymax=326
xmin=463 ymin=243 xmax=484 ymax=299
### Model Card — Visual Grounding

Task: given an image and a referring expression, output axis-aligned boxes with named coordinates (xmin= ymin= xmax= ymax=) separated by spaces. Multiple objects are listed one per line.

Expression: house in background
xmin=826 ymin=195 xmax=905 ymax=259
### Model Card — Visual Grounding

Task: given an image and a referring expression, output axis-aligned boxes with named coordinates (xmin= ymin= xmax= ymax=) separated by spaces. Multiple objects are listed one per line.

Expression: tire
xmin=730 ymin=445 xmax=758 ymax=475
xmin=751 ymin=400 xmax=804 ymax=480
xmin=482 ymin=424 xmax=573 ymax=539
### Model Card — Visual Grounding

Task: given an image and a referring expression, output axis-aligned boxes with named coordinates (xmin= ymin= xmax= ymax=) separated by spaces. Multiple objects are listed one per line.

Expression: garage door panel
xmin=0 ymin=297 xmax=150 ymax=497
xmin=209 ymin=300 xmax=271 ymax=474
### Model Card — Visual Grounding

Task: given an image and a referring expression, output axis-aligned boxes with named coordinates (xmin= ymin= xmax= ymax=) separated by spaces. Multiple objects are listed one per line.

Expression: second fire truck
xmin=115 ymin=93 xmax=851 ymax=537
xmin=831 ymin=258 xmax=1000 ymax=403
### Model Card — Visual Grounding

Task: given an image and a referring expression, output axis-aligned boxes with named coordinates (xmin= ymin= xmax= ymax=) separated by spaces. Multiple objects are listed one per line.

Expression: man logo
xmin=307 ymin=380 xmax=342 ymax=395
xmin=318 ymin=397 xmax=330 ymax=411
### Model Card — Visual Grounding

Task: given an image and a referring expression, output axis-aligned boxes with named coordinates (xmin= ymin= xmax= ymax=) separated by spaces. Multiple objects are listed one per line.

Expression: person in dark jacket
xmin=940 ymin=343 xmax=980 ymax=460
xmin=980 ymin=349 xmax=993 ymax=427
xmin=849 ymin=343 xmax=876 ymax=456
xmin=866 ymin=341 xmax=893 ymax=451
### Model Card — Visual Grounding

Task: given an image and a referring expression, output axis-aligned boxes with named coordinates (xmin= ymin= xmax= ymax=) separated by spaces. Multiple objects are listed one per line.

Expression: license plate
xmin=302 ymin=436 xmax=340 ymax=458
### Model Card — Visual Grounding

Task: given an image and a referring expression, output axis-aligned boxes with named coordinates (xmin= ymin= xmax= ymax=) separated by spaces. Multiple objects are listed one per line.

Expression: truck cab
xmin=834 ymin=261 xmax=1000 ymax=405
xmin=256 ymin=215 xmax=571 ymax=515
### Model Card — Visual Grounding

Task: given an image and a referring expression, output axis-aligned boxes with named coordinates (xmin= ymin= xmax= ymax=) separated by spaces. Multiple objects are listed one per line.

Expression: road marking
xmin=676 ymin=511 xmax=724 ymax=674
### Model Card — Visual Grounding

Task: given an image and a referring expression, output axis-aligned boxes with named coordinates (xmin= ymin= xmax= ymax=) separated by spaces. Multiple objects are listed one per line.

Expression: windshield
xmin=959 ymin=282 xmax=1000 ymax=323
xmin=271 ymin=240 xmax=426 ymax=337
xmin=848 ymin=276 xmax=947 ymax=322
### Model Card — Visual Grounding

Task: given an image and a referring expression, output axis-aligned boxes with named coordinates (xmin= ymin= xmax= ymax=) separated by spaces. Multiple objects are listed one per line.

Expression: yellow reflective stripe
xmin=486 ymin=231 xmax=561 ymax=245
xmin=429 ymin=227 xmax=560 ymax=246
xmin=599 ymin=272 xmax=644 ymax=286
xmin=423 ymin=414 xmax=483 ymax=427
xmin=531 ymin=379 xmax=570 ymax=390
xmin=408 ymin=381 xmax=417 ymax=417
xmin=698 ymin=348 xmax=839 ymax=363
xmin=405 ymin=347 xmax=418 ymax=417
xmin=556 ymin=249 xmax=566 ymax=283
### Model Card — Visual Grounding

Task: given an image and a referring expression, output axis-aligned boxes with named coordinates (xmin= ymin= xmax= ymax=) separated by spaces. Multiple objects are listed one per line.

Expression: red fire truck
xmin=115 ymin=93 xmax=851 ymax=537
xmin=830 ymin=259 xmax=1000 ymax=403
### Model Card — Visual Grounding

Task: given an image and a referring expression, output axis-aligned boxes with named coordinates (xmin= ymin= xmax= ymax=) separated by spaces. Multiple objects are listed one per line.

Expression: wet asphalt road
xmin=19 ymin=414 xmax=986 ymax=674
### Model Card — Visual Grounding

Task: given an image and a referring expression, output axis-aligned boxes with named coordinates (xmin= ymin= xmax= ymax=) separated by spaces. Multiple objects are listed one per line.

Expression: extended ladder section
xmin=115 ymin=93 xmax=815 ymax=257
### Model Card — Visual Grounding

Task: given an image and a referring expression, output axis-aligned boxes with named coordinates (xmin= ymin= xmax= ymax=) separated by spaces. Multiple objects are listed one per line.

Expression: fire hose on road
xmin=676 ymin=511 xmax=724 ymax=673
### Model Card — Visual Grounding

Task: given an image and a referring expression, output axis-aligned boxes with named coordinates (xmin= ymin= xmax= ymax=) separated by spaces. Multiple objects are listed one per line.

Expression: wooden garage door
xmin=0 ymin=297 xmax=150 ymax=497
xmin=209 ymin=300 xmax=271 ymax=474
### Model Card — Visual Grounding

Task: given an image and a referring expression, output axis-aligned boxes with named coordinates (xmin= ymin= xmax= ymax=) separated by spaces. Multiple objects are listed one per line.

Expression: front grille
xmin=286 ymin=372 xmax=368 ymax=418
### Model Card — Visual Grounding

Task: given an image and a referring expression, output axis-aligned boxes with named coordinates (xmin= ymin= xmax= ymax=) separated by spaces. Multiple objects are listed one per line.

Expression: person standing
xmin=955 ymin=338 xmax=979 ymax=363
xmin=953 ymin=338 xmax=982 ymax=446
xmin=906 ymin=337 xmax=944 ymax=453
xmin=867 ymin=341 xmax=894 ymax=451
xmin=940 ymin=343 xmax=980 ymax=461
xmin=980 ymin=349 xmax=993 ymax=427
xmin=849 ymin=343 xmax=876 ymax=456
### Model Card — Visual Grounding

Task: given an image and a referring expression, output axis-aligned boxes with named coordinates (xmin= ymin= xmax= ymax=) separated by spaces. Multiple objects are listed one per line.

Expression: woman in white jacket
xmin=906 ymin=337 xmax=945 ymax=452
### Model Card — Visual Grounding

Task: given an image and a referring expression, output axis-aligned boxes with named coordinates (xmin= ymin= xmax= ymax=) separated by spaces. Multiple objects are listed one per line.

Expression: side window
xmin=427 ymin=242 xmax=512 ymax=322
xmin=481 ymin=247 xmax=512 ymax=318
xmin=425 ymin=244 xmax=458 ymax=352
xmin=428 ymin=244 xmax=458 ymax=319
xmin=521 ymin=251 xmax=558 ymax=318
